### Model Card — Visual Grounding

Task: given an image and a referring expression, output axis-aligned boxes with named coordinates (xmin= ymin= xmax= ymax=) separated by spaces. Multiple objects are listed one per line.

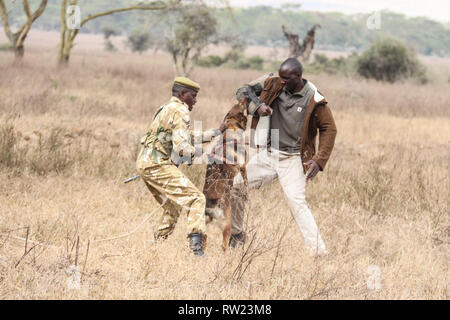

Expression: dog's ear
xmin=226 ymin=102 xmax=242 ymax=118
xmin=226 ymin=98 xmax=248 ymax=117
xmin=240 ymin=98 xmax=248 ymax=117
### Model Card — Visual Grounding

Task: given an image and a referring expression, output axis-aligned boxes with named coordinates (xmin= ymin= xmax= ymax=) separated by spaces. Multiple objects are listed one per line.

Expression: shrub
xmin=197 ymin=55 xmax=224 ymax=67
xmin=224 ymin=54 xmax=265 ymax=71
xmin=305 ymin=53 xmax=359 ymax=76
xmin=223 ymin=48 xmax=242 ymax=62
xmin=0 ymin=121 xmax=26 ymax=171
xmin=0 ymin=43 xmax=12 ymax=51
xmin=29 ymin=128 xmax=73 ymax=176
xmin=197 ymin=48 xmax=265 ymax=71
xmin=356 ymin=38 xmax=427 ymax=83
xmin=105 ymin=40 xmax=117 ymax=52
xmin=126 ymin=31 xmax=151 ymax=54
xmin=246 ymin=55 xmax=265 ymax=70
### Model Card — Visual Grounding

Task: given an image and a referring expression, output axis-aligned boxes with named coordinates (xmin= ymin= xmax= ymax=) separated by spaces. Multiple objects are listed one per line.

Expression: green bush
xmin=246 ymin=55 xmax=265 ymax=70
xmin=224 ymin=54 xmax=265 ymax=71
xmin=229 ymin=55 xmax=264 ymax=71
xmin=126 ymin=31 xmax=150 ymax=54
xmin=305 ymin=53 xmax=359 ymax=76
xmin=0 ymin=43 xmax=12 ymax=51
xmin=104 ymin=40 xmax=117 ymax=52
xmin=356 ymin=38 xmax=427 ymax=83
xmin=223 ymin=49 xmax=242 ymax=62
xmin=197 ymin=55 xmax=224 ymax=67
xmin=197 ymin=48 xmax=265 ymax=71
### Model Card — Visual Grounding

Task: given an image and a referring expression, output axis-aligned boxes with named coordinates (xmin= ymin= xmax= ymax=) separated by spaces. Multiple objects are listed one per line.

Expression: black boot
xmin=229 ymin=231 xmax=246 ymax=248
xmin=188 ymin=233 xmax=205 ymax=256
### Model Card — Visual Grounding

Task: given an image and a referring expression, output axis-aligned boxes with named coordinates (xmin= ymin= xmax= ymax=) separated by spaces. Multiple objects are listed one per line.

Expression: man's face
xmin=278 ymin=67 xmax=302 ymax=94
xmin=180 ymin=89 xmax=198 ymax=111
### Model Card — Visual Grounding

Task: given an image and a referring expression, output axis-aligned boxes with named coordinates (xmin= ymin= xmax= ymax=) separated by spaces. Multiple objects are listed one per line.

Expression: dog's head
xmin=207 ymin=98 xmax=248 ymax=166
xmin=222 ymin=98 xmax=248 ymax=131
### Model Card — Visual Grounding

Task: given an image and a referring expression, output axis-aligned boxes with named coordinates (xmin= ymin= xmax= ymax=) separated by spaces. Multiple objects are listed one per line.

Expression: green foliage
xmin=7 ymin=1 xmax=450 ymax=57
xmin=197 ymin=55 xmax=224 ymax=67
xmin=215 ymin=8 xmax=450 ymax=56
xmin=126 ymin=30 xmax=151 ymax=54
xmin=102 ymin=26 xmax=117 ymax=40
xmin=356 ymin=38 xmax=427 ymax=83
xmin=229 ymin=55 xmax=264 ymax=70
xmin=305 ymin=53 xmax=359 ymax=76
xmin=0 ymin=43 xmax=13 ymax=51
xmin=164 ymin=3 xmax=218 ymax=75
xmin=104 ymin=40 xmax=117 ymax=52
xmin=197 ymin=48 xmax=265 ymax=71
xmin=103 ymin=26 xmax=117 ymax=52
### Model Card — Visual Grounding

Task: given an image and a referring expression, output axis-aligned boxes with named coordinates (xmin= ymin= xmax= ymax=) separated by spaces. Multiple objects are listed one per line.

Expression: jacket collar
xmin=170 ymin=96 xmax=189 ymax=109
xmin=281 ymin=79 xmax=309 ymax=98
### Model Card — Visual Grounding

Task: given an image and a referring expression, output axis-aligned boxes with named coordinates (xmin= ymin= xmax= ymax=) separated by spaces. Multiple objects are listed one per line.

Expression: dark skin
xmin=178 ymin=88 xmax=226 ymax=133
xmin=178 ymin=88 xmax=197 ymax=111
xmin=257 ymin=65 xmax=320 ymax=181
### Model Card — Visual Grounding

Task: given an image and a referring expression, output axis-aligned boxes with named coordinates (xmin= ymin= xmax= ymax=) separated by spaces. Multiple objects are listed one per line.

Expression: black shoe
xmin=229 ymin=231 xmax=246 ymax=248
xmin=188 ymin=233 xmax=205 ymax=256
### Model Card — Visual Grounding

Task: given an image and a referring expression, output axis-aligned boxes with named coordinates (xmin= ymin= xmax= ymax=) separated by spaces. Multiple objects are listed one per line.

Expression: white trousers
xmin=232 ymin=149 xmax=327 ymax=255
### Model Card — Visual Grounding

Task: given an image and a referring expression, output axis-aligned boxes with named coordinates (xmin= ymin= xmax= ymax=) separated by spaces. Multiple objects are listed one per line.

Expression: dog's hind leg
xmin=221 ymin=196 xmax=232 ymax=251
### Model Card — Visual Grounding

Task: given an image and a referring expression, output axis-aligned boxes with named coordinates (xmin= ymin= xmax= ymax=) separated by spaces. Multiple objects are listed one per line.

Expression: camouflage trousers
xmin=138 ymin=161 xmax=207 ymax=239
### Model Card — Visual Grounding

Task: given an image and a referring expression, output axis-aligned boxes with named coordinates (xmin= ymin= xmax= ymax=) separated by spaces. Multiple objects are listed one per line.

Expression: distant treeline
xmin=7 ymin=0 xmax=450 ymax=57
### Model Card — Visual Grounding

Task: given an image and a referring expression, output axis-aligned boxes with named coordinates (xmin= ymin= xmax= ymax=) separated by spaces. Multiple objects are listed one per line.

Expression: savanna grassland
xmin=0 ymin=31 xmax=449 ymax=299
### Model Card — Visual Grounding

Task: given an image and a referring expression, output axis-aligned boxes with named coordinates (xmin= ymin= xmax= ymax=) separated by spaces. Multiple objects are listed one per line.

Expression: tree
xmin=58 ymin=0 xmax=178 ymax=65
xmin=0 ymin=0 xmax=48 ymax=59
xmin=356 ymin=37 xmax=427 ymax=83
xmin=282 ymin=24 xmax=321 ymax=61
xmin=102 ymin=26 xmax=117 ymax=52
xmin=163 ymin=3 xmax=218 ymax=76
xmin=126 ymin=30 xmax=151 ymax=54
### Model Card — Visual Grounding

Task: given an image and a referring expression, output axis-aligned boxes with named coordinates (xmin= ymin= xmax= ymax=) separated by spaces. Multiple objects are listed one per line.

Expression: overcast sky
xmin=226 ymin=0 xmax=450 ymax=22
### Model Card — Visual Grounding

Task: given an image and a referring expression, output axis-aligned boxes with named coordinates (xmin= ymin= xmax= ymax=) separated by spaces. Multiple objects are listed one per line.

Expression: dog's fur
xmin=203 ymin=99 xmax=249 ymax=251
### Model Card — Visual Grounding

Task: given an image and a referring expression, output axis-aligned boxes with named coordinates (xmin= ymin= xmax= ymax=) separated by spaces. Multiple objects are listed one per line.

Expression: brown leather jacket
xmin=250 ymin=76 xmax=337 ymax=173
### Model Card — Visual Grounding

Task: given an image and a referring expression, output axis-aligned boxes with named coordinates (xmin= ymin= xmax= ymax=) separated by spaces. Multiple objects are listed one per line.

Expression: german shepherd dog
xmin=203 ymin=98 xmax=249 ymax=251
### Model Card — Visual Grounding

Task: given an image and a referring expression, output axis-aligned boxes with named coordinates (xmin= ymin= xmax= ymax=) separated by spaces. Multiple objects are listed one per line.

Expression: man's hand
xmin=304 ymin=160 xmax=320 ymax=181
xmin=257 ymin=103 xmax=273 ymax=117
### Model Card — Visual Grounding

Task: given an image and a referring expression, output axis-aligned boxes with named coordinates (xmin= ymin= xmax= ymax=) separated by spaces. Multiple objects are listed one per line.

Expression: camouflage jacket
xmin=136 ymin=96 xmax=219 ymax=168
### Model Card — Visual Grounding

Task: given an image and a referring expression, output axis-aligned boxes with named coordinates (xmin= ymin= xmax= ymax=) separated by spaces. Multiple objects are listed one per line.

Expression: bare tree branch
xmin=58 ymin=0 xmax=67 ymax=61
xmin=0 ymin=0 xmax=48 ymax=58
xmin=0 ymin=0 xmax=13 ymax=41
xmin=59 ymin=0 xmax=178 ymax=65
xmin=70 ymin=3 xmax=169 ymax=42
xmin=23 ymin=0 xmax=31 ymax=19
xmin=16 ymin=0 xmax=48 ymax=51
xmin=282 ymin=24 xmax=321 ymax=61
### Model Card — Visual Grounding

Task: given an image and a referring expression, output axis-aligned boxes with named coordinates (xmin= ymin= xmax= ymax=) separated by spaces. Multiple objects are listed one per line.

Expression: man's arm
xmin=236 ymin=73 xmax=274 ymax=115
xmin=311 ymin=103 xmax=337 ymax=171
xmin=171 ymin=109 xmax=196 ymax=161
xmin=191 ymin=128 xmax=223 ymax=145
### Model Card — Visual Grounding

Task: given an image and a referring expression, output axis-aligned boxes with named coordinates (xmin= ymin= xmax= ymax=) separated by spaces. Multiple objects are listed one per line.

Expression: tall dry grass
xmin=0 ymin=33 xmax=449 ymax=299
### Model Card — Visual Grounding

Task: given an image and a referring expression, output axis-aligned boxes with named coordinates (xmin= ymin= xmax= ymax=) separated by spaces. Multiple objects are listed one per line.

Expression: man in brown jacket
xmin=230 ymin=58 xmax=337 ymax=256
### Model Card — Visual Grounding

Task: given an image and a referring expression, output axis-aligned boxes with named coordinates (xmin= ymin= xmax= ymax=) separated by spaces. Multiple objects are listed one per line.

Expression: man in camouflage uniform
xmin=136 ymin=77 xmax=223 ymax=256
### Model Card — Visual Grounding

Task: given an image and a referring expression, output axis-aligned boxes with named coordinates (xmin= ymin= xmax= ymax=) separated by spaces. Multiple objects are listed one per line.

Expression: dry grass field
xmin=0 ymin=30 xmax=449 ymax=299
